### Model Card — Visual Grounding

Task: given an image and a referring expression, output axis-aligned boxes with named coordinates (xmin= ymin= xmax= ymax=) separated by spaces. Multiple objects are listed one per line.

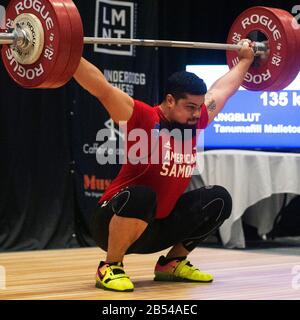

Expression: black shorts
xmin=90 ymin=184 xmax=232 ymax=254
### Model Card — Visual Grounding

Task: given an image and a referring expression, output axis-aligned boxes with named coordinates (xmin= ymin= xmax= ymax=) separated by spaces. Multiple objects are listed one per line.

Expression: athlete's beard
xmin=160 ymin=119 xmax=197 ymax=140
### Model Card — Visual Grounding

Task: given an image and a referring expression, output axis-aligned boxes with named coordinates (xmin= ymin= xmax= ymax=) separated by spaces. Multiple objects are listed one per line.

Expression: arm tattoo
xmin=206 ymin=99 xmax=217 ymax=112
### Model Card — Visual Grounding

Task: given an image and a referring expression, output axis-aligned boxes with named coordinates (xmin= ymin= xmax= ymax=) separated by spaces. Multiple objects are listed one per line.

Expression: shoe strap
xmin=174 ymin=260 xmax=199 ymax=277
xmin=100 ymin=264 xmax=130 ymax=283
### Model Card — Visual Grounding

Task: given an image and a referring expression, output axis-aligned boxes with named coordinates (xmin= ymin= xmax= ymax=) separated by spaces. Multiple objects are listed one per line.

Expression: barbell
xmin=0 ymin=0 xmax=299 ymax=91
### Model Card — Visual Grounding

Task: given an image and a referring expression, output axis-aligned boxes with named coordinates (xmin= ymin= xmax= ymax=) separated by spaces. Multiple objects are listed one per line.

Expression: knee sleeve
xmin=182 ymin=185 xmax=232 ymax=251
xmin=205 ymin=185 xmax=232 ymax=221
xmin=190 ymin=185 xmax=232 ymax=221
xmin=110 ymin=185 xmax=157 ymax=223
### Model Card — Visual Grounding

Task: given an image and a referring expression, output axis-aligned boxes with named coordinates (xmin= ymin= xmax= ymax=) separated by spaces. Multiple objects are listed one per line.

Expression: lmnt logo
xmin=0 ymin=5 xmax=5 ymax=29
xmin=94 ymin=0 xmax=135 ymax=56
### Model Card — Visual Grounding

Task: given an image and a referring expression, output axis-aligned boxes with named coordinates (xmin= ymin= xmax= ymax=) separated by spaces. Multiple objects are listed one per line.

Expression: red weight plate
xmin=50 ymin=0 xmax=83 ymax=88
xmin=292 ymin=12 xmax=300 ymax=74
xmin=1 ymin=0 xmax=71 ymax=88
xmin=227 ymin=6 xmax=297 ymax=91
xmin=41 ymin=0 xmax=72 ymax=88
xmin=265 ymin=8 xmax=298 ymax=91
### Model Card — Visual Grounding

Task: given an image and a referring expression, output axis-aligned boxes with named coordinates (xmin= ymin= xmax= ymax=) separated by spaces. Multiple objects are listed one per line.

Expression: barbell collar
xmin=0 ymin=27 xmax=27 ymax=46
xmin=0 ymin=31 xmax=17 ymax=44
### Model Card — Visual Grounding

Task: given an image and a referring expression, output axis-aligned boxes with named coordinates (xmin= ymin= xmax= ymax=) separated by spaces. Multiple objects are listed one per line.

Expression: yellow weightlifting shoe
xmin=96 ymin=261 xmax=134 ymax=292
xmin=154 ymin=256 xmax=213 ymax=283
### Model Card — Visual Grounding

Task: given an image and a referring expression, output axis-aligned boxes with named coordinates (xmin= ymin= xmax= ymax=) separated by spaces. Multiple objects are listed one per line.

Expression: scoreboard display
xmin=186 ymin=65 xmax=300 ymax=151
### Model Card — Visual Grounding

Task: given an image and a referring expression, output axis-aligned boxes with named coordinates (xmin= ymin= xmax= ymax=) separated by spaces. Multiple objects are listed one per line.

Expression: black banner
xmin=71 ymin=0 xmax=160 ymax=245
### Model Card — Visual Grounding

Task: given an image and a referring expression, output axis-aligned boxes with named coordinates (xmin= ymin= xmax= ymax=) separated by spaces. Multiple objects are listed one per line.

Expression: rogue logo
xmin=94 ymin=0 xmax=135 ymax=56
xmin=241 ymin=14 xmax=281 ymax=41
xmin=5 ymin=49 xmax=44 ymax=79
xmin=0 ymin=5 xmax=5 ymax=29
xmin=14 ymin=0 xmax=54 ymax=29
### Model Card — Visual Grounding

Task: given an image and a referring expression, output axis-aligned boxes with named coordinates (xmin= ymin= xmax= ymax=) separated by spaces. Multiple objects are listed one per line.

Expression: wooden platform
xmin=0 ymin=246 xmax=299 ymax=300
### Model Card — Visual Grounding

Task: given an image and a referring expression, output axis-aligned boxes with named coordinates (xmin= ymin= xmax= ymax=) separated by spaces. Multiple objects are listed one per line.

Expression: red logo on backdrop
xmin=84 ymin=175 xmax=112 ymax=192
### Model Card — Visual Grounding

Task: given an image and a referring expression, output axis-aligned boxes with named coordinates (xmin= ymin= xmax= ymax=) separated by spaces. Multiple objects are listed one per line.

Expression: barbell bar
xmin=0 ymin=31 xmax=18 ymax=45
xmin=0 ymin=31 xmax=267 ymax=54
xmin=0 ymin=0 xmax=299 ymax=91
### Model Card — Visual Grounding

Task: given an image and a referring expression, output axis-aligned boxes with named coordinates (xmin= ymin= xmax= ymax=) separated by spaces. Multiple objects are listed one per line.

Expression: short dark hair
xmin=164 ymin=71 xmax=207 ymax=101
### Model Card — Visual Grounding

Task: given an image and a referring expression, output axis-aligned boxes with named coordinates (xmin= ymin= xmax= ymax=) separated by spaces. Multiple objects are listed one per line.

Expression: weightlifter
xmin=73 ymin=40 xmax=255 ymax=292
